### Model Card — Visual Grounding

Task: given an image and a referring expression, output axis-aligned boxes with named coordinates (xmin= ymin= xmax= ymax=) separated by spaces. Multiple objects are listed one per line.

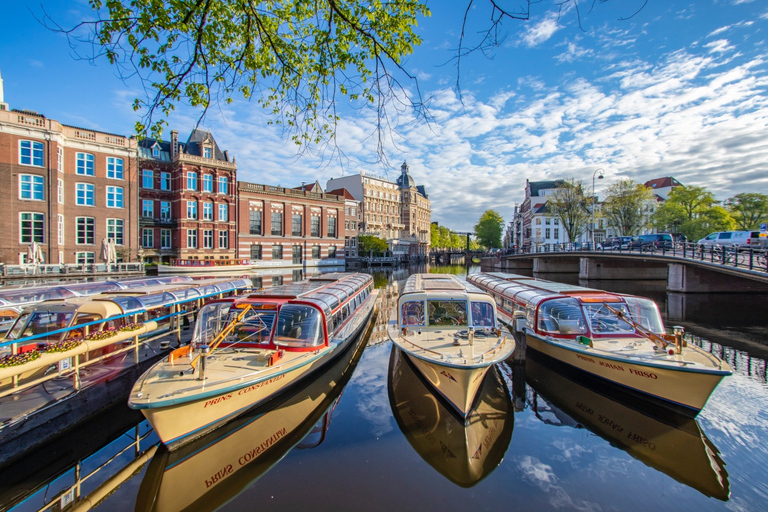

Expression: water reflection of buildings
xmin=368 ymin=265 xmax=424 ymax=346
xmin=388 ymin=347 xmax=513 ymax=487
xmin=523 ymin=353 xmax=729 ymax=501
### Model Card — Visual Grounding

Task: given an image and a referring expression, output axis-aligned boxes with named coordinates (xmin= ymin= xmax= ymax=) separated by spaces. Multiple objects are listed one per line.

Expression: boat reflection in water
xmin=524 ymin=353 xmax=729 ymax=501
xmin=387 ymin=347 xmax=514 ymax=487
xmin=135 ymin=317 xmax=374 ymax=512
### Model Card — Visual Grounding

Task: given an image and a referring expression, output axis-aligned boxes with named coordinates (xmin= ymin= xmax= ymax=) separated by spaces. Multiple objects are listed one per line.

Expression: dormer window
xmin=152 ymin=144 xmax=160 ymax=158
xmin=204 ymin=147 xmax=212 ymax=159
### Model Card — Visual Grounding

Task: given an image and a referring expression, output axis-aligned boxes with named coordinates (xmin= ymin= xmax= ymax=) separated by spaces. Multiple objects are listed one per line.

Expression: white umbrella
xmin=108 ymin=238 xmax=117 ymax=264
xmin=100 ymin=238 xmax=110 ymax=263
xmin=27 ymin=241 xmax=42 ymax=264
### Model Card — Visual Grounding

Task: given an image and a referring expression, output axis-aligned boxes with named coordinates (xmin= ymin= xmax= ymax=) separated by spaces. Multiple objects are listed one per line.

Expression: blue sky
xmin=2 ymin=1 xmax=768 ymax=232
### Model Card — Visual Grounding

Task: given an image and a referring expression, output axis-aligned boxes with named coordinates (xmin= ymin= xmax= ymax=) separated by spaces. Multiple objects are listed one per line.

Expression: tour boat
xmin=524 ymin=353 xmax=729 ymax=500
xmin=388 ymin=346 xmax=513 ymax=487
xmin=157 ymin=258 xmax=253 ymax=274
xmin=467 ymin=272 xmax=732 ymax=415
xmin=129 ymin=272 xmax=378 ymax=448
xmin=386 ymin=274 xmax=515 ymax=418
xmin=0 ymin=277 xmax=253 ymax=391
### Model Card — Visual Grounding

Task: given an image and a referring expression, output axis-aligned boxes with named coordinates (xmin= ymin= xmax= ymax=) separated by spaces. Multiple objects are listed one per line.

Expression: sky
xmin=2 ymin=1 xmax=768 ymax=232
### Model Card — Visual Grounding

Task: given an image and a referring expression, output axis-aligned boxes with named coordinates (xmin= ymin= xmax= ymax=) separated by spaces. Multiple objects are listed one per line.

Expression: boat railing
xmin=0 ymin=262 xmax=145 ymax=277
xmin=0 ymin=305 xmax=197 ymax=399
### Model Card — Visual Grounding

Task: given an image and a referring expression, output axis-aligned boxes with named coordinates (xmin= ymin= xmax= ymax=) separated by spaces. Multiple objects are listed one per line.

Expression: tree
xmin=549 ymin=179 xmax=589 ymax=243
xmin=474 ymin=210 xmax=504 ymax=249
xmin=724 ymin=193 xmax=768 ymax=230
xmin=358 ymin=234 xmax=389 ymax=256
xmin=602 ymin=179 xmax=653 ymax=236
xmin=652 ymin=185 xmax=736 ymax=241
xmin=55 ymin=0 xmax=430 ymax=155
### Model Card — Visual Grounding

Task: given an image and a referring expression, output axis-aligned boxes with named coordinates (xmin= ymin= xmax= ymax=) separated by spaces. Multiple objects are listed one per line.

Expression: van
xmin=697 ymin=231 xmax=759 ymax=249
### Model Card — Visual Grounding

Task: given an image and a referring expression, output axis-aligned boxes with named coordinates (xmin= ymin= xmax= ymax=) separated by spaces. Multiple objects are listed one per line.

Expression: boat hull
xmin=157 ymin=264 xmax=252 ymax=274
xmin=525 ymin=333 xmax=728 ymax=415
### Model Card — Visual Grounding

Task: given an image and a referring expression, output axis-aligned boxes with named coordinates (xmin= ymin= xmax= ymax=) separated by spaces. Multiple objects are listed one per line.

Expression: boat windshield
xmin=274 ymin=304 xmax=323 ymax=348
xmin=624 ymin=297 xmax=665 ymax=334
xmin=470 ymin=301 xmax=496 ymax=327
xmin=581 ymin=303 xmax=635 ymax=335
xmin=6 ymin=310 xmax=75 ymax=341
xmin=427 ymin=300 xmax=467 ymax=327
xmin=537 ymin=298 xmax=587 ymax=335
xmin=231 ymin=307 xmax=276 ymax=344
xmin=192 ymin=302 xmax=233 ymax=347
xmin=401 ymin=300 xmax=425 ymax=326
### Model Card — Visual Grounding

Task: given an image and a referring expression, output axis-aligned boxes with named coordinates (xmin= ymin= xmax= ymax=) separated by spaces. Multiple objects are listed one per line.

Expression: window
xmin=272 ymin=244 xmax=283 ymax=260
xmin=203 ymin=202 xmax=213 ymax=221
xmin=292 ymin=245 xmax=302 ymax=264
xmin=58 ymin=178 xmax=64 ymax=204
xmin=160 ymin=172 xmax=171 ymax=190
xmin=19 ymin=174 xmax=44 ymax=200
xmin=187 ymin=172 xmax=198 ymax=190
xmin=203 ymin=174 xmax=213 ymax=192
xmin=545 ymin=228 xmax=551 ymax=239
xmin=312 ymin=245 xmax=320 ymax=259
xmin=204 ymin=147 xmax=212 ymax=158
xmin=107 ymin=219 xmax=124 ymax=245
xmin=20 ymin=140 xmax=44 ymax=167
xmin=76 ymin=153 xmax=95 ymax=176
xmin=311 ymin=215 xmax=320 ymax=237
xmin=250 ymin=210 xmax=262 ymax=235
xmin=328 ymin=217 xmax=337 ymax=237
xmin=106 ymin=186 xmax=124 ymax=208
xmin=142 ymin=169 xmax=154 ymax=188
xmin=187 ymin=229 xmax=198 ymax=249
xmin=250 ymin=244 xmax=262 ymax=260
xmin=76 ymin=217 xmax=95 ymax=245
xmin=160 ymin=229 xmax=171 ymax=249
xmin=219 ymin=204 xmax=228 ymax=222
xmin=20 ymin=213 xmax=45 ymax=243
xmin=152 ymin=145 xmax=160 ymax=158
xmin=218 ymin=176 xmax=228 ymax=194
xmin=292 ymin=213 xmax=302 ymax=236
xmin=218 ymin=230 xmax=228 ymax=249
xmin=58 ymin=214 xmax=65 ymax=245
xmin=142 ymin=228 xmax=154 ymax=248
xmin=328 ymin=245 xmax=337 ymax=258
xmin=57 ymin=147 xmax=64 ymax=172
xmin=271 ymin=212 xmax=283 ymax=236
xmin=160 ymin=201 xmax=171 ymax=221
xmin=187 ymin=201 xmax=197 ymax=219
xmin=76 ymin=252 xmax=95 ymax=265
xmin=107 ymin=158 xmax=124 ymax=179
xmin=554 ymin=228 xmax=559 ymax=240
xmin=142 ymin=200 xmax=154 ymax=218
xmin=203 ymin=229 xmax=214 ymax=249
xmin=273 ymin=276 xmax=283 ymax=286
xmin=76 ymin=183 xmax=95 ymax=206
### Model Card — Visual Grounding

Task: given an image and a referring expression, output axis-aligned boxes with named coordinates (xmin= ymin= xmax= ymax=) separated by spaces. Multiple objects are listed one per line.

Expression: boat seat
xmin=558 ymin=319 xmax=581 ymax=334
xmin=289 ymin=326 xmax=301 ymax=338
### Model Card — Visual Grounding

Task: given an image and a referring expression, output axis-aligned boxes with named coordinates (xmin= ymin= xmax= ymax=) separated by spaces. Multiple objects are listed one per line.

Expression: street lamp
xmin=591 ymin=168 xmax=605 ymax=249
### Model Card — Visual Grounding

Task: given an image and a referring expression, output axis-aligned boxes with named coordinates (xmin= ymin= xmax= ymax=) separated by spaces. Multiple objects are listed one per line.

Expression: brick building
xmin=238 ymin=182 xmax=346 ymax=269
xmin=0 ymin=107 xmax=138 ymax=265
xmin=137 ymin=130 xmax=237 ymax=264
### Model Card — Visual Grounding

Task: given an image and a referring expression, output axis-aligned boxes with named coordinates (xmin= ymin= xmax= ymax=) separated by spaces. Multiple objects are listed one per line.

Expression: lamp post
xmin=591 ymin=168 xmax=605 ymax=249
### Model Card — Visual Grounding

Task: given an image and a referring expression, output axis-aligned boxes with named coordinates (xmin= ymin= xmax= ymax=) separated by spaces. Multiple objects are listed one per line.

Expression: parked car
xmin=745 ymin=231 xmax=768 ymax=250
xmin=697 ymin=231 xmax=759 ymax=249
xmin=604 ymin=236 xmax=633 ymax=250
xmin=629 ymin=233 xmax=674 ymax=251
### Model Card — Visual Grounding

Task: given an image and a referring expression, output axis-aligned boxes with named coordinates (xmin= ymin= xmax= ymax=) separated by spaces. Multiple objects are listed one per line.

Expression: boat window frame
xmin=273 ymin=303 xmax=325 ymax=350
xmin=401 ymin=299 xmax=425 ymax=327
xmin=427 ymin=299 xmax=468 ymax=327
xmin=536 ymin=297 xmax=588 ymax=335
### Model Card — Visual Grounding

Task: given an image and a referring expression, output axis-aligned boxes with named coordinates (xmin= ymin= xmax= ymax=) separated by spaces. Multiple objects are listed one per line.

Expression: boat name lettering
xmin=238 ymin=427 xmax=288 ymax=465
xmin=597 ymin=414 xmax=624 ymax=433
xmin=238 ymin=374 xmax=287 ymax=395
xmin=408 ymin=408 xmax=437 ymax=445
xmin=203 ymin=394 xmax=233 ymax=408
xmin=205 ymin=464 xmax=233 ymax=488
xmin=627 ymin=431 xmax=656 ymax=450
xmin=628 ymin=368 xmax=658 ymax=379
xmin=575 ymin=402 xmax=594 ymax=415
xmin=598 ymin=361 xmax=625 ymax=372
xmin=576 ymin=354 xmax=596 ymax=364
xmin=482 ymin=421 xmax=500 ymax=450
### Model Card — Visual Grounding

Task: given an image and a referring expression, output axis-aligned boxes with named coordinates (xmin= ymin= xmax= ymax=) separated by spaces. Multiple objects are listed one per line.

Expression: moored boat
xmin=388 ymin=346 xmax=513 ymax=487
xmin=128 ymin=272 xmax=378 ymax=448
xmin=386 ymin=274 xmax=515 ymax=418
xmin=467 ymin=272 xmax=732 ymax=415
xmin=157 ymin=258 xmax=253 ymax=274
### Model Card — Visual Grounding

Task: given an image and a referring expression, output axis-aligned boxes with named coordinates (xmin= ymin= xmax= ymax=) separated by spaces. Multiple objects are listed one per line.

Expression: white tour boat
xmin=386 ymin=274 xmax=515 ymax=418
xmin=467 ymin=272 xmax=732 ymax=415
xmin=129 ymin=273 xmax=378 ymax=448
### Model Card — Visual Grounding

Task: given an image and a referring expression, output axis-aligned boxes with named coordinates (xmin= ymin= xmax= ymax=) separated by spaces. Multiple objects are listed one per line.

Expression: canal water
xmin=3 ymin=265 xmax=768 ymax=511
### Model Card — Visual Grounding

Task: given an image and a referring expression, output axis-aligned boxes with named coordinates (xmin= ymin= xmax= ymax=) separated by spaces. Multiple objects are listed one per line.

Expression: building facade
xmin=0 ymin=107 xmax=139 ymax=265
xmin=326 ymin=187 xmax=361 ymax=259
xmin=237 ymin=182 xmax=346 ymax=269
xmin=137 ymin=130 xmax=237 ymax=264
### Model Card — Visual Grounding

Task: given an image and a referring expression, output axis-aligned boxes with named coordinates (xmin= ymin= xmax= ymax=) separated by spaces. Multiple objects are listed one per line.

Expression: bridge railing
xmin=505 ymin=242 xmax=768 ymax=273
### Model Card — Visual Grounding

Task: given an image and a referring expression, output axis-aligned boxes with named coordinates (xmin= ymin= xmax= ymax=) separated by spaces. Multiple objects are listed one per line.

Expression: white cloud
xmin=521 ymin=15 xmax=562 ymax=48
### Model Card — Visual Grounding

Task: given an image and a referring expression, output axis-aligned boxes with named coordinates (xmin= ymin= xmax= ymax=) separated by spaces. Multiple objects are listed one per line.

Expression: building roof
xmin=528 ymin=179 xmax=565 ymax=197
xmin=327 ymin=188 xmax=357 ymax=200
xmin=644 ymin=177 xmax=682 ymax=189
xmin=293 ymin=180 xmax=323 ymax=193
xmin=186 ymin=129 xmax=228 ymax=161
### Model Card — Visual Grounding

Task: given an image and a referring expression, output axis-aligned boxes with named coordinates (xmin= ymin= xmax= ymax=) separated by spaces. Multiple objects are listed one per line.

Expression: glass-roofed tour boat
xmin=386 ymin=274 xmax=515 ymax=419
xmin=128 ymin=272 xmax=378 ymax=449
xmin=467 ymin=272 xmax=732 ymax=415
